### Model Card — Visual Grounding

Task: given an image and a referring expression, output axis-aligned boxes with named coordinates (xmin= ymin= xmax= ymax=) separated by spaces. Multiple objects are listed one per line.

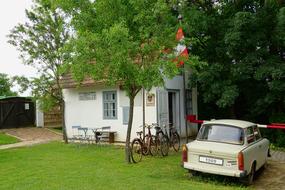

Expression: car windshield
xmin=197 ymin=124 xmax=244 ymax=145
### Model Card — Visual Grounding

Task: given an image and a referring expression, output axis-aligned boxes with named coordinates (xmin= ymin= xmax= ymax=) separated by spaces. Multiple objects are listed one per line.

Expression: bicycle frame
xmin=162 ymin=123 xmax=177 ymax=145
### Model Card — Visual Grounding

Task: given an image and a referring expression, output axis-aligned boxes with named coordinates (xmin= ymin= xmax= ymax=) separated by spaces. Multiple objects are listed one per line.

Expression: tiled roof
xmin=60 ymin=73 xmax=105 ymax=89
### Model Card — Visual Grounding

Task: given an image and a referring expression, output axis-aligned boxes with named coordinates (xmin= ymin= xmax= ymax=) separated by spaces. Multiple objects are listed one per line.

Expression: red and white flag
xmin=175 ymin=27 xmax=189 ymax=66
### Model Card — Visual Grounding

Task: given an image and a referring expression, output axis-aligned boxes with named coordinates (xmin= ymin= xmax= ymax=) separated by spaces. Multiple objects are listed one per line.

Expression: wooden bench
xmin=92 ymin=126 xmax=117 ymax=143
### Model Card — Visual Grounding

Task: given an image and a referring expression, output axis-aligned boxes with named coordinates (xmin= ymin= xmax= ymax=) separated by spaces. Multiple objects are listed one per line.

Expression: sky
xmin=0 ymin=0 xmax=36 ymax=79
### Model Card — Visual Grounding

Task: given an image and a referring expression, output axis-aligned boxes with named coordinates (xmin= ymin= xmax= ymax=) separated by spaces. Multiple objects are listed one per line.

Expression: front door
xmin=157 ymin=89 xmax=180 ymax=133
xmin=168 ymin=91 xmax=180 ymax=133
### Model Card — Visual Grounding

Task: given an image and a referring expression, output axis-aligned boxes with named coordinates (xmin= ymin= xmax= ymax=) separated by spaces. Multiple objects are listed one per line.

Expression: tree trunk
xmin=125 ymin=95 xmax=135 ymax=163
xmin=61 ymin=99 xmax=68 ymax=144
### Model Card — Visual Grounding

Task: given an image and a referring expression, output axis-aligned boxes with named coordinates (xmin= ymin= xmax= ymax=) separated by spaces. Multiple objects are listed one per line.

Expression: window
xmin=79 ymin=92 xmax=96 ymax=101
xmin=197 ymin=125 xmax=244 ymax=145
xmin=253 ymin=125 xmax=261 ymax=141
xmin=103 ymin=91 xmax=117 ymax=119
xmin=246 ymin=127 xmax=255 ymax=144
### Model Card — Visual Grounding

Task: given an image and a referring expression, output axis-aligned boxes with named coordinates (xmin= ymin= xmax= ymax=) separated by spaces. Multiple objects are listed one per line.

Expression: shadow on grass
xmin=187 ymin=170 xmax=247 ymax=188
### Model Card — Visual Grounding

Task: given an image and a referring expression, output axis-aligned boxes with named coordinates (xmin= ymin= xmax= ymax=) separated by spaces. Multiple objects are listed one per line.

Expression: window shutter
xmin=123 ymin=107 xmax=129 ymax=125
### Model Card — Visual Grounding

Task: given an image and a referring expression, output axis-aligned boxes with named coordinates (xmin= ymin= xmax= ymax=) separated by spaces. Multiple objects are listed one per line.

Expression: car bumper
xmin=184 ymin=162 xmax=247 ymax=177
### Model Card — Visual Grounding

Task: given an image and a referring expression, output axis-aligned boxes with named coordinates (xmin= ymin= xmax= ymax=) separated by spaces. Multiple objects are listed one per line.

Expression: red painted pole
xmin=186 ymin=114 xmax=205 ymax=124
xmin=186 ymin=115 xmax=285 ymax=130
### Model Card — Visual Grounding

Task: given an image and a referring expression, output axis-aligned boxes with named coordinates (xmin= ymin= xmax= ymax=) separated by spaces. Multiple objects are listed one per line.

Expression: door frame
xmin=156 ymin=88 xmax=181 ymax=135
xmin=167 ymin=89 xmax=181 ymax=135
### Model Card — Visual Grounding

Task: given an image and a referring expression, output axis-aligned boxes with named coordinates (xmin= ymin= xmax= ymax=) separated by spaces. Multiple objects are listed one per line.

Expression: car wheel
xmin=240 ymin=163 xmax=255 ymax=186
xmin=188 ymin=170 xmax=197 ymax=177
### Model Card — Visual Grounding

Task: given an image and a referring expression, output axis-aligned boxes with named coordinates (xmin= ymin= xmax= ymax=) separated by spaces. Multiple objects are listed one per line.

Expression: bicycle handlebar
xmin=139 ymin=124 xmax=153 ymax=129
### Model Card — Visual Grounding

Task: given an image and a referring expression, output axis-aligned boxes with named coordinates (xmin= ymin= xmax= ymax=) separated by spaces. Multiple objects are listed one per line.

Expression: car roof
xmin=203 ymin=119 xmax=256 ymax=129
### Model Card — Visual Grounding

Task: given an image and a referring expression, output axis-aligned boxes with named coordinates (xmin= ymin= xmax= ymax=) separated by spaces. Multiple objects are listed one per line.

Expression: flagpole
xmin=177 ymin=14 xmax=189 ymax=143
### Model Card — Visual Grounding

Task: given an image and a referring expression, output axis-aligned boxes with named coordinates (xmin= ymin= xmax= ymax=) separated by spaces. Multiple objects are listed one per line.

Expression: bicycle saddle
xmin=154 ymin=126 xmax=161 ymax=131
xmin=136 ymin=131 xmax=143 ymax=135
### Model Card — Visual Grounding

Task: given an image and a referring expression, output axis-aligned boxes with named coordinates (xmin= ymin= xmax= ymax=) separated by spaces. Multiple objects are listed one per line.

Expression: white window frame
xmin=103 ymin=91 xmax=117 ymax=120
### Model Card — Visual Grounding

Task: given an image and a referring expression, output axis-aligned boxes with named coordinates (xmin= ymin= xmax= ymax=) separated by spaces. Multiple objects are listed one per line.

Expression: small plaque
xmin=25 ymin=103 xmax=30 ymax=110
xmin=146 ymin=93 xmax=155 ymax=106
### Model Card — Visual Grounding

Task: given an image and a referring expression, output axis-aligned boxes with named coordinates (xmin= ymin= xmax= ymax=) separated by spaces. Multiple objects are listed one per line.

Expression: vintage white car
xmin=182 ymin=119 xmax=270 ymax=185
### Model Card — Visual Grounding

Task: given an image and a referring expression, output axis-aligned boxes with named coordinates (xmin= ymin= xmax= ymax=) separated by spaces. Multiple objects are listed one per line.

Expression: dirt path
xmin=0 ymin=127 xmax=61 ymax=150
xmin=253 ymin=151 xmax=285 ymax=190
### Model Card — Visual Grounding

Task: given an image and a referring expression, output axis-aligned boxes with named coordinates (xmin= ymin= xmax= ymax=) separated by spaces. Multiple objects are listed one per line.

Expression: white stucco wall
xmin=63 ymin=74 xmax=198 ymax=142
xmin=63 ymin=86 xmax=157 ymax=142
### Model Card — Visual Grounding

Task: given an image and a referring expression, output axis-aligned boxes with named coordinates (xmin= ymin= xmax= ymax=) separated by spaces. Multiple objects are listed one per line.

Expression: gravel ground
xmin=0 ymin=127 xmax=61 ymax=149
xmin=253 ymin=160 xmax=285 ymax=190
xmin=0 ymin=127 xmax=61 ymax=141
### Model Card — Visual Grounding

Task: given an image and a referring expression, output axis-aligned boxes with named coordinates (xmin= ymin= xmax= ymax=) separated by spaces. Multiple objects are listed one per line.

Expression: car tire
xmin=240 ymin=163 xmax=255 ymax=186
xmin=188 ymin=170 xmax=197 ymax=177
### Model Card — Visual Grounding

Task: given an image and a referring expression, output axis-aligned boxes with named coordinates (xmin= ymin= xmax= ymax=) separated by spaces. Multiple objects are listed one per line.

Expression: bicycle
xmin=131 ymin=124 xmax=157 ymax=163
xmin=152 ymin=123 xmax=169 ymax=156
xmin=163 ymin=123 xmax=180 ymax=152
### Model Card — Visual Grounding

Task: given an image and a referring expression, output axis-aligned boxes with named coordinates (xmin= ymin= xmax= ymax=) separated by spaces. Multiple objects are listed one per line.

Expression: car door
xmin=243 ymin=126 xmax=259 ymax=172
xmin=253 ymin=125 xmax=268 ymax=169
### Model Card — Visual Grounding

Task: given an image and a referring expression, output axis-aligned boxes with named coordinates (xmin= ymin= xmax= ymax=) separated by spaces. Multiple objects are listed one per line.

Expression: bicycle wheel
xmin=149 ymin=135 xmax=158 ymax=156
xmin=142 ymin=135 xmax=150 ymax=155
xmin=160 ymin=135 xmax=169 ymax=156
xmin=172 ymin=132 xmax=180 ymax=152
xmin=131 ymin=139 xmax=143 ymax=163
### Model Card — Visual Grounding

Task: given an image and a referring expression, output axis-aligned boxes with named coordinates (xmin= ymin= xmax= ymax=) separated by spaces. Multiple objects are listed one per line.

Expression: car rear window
xmin=197 ymin=124 xmax=244 ymax=145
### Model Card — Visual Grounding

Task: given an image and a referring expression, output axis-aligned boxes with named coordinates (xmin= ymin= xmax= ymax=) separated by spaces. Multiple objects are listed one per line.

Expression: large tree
xmin=60 ymin=0 xmax=179 ymax=163
xmin=181 ymin=0 xmax=285 ymax=122
xmin=8 ymin=0 xmax=71 ymax=142
xmin=0 ymin=73 xmax=17 ymax=97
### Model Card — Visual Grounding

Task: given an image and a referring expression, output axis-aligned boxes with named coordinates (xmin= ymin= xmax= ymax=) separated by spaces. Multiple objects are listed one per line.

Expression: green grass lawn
xmin=0 ymin=133 xmax=19 ymax=145
xmin=0 ymin=142 xmax=249 ymax=190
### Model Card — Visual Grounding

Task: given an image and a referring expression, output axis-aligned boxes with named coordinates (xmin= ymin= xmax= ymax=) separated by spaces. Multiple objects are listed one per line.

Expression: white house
xmin=61 ymin=72 xmax=198 ymax=142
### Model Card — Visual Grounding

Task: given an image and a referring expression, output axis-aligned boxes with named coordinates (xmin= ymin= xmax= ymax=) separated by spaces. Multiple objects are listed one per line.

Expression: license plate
xmin=199 ymin=156 xmax=223 ymax=165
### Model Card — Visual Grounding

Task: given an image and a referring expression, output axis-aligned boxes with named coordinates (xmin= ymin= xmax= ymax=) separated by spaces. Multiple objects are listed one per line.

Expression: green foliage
xmin=261 ymin=113 xmax=285 ymax=148
xmin=11 ymin=76 xmax=30 ymax=94
xmin=0 ymin=73 xmax=17 ymax=97
xmin=8 ymin=0 xmax=71 ymax=112
xmin=183 ymin=0 xmax=285 ymax=121
xmin=66 ymin=0 xmax=179 ymax=95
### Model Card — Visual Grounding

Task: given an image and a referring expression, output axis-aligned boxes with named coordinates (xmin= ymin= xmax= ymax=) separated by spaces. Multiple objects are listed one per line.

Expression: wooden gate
xmin=0 ymin=97 xmax=35 ymax=129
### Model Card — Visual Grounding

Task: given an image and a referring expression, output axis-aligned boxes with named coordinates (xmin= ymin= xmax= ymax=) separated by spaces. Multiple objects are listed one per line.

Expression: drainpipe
xmin=183 ymin=68 xmax=188 ymax=143
xmin=143 ymin=88 xmax=145 ymax=137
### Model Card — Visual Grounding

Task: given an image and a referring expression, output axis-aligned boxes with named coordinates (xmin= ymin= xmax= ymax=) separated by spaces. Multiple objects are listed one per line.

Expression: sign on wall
xmin=25 ymin=103 xmax=30 ymax=110
xmin=79 ymin=92 xmax=96 ymax=101
xmin=146 ymin=92 xmax=155 ymax=106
